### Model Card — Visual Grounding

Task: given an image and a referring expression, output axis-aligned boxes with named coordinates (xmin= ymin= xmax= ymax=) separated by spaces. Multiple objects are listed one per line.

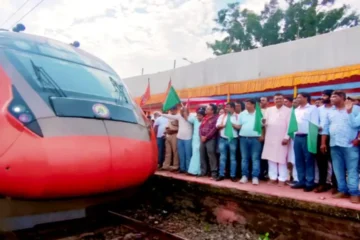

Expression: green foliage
xmin=259 ymin=232 xmax=270 ymax=240
xmin=208 ymin=0 xmax=359 ymax=55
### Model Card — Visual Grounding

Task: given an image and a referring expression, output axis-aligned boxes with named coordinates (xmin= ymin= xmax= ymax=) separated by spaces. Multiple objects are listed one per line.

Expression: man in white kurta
xmin=262 ymin=94 xmax=291 ymax=186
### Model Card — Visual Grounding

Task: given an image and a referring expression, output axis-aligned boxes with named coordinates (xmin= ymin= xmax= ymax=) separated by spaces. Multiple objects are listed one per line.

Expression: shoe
xmin=331 ymin=188 xmax=338 ymax=195
xmin=210 ymin=175 xmax=218 ymax=180
xmin=252 ymin=177 xmax=259 ymax=185
xmin=291 ymin=183 xmax=305 ymax=189
xmin=216 ymin=176 xmax=225 ymax=182
xmin=286 ymin=181 xmax=298 ymax=187
xmin=230 ymin=177 xmax=237 ymax=182
xmin=278 ymin=181 xmax=285 ymax=187
xmin=314 ymin=184 xmax=331 ymax=193
xmin=239 ymin=176 xmax=248 ymax=184
xmin=332 ymin=192 xmax=350 ymax=199
xmin=350 ymin=196 xmax=360 ymax=204
xmin=304 ymin=186 xmax=315 ymax=192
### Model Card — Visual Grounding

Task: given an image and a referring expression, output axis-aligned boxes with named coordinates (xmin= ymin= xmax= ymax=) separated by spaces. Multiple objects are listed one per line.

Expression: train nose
xmin=103 ymin=120 xmax=157 ymax=190
xmin=0 ymin=130 xmax=113 ymax=198
xmin=0 ymin=118 xmax=157 ymax=199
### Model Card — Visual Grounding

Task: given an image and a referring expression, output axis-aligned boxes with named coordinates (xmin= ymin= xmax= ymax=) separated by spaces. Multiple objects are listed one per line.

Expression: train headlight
xmin=7 ymin=86 xmax=43 ymax=137
xmin=18 ymin=113 xmax=32 ymax=123
xmin=12 ymin=105 xmax=25 ymax=113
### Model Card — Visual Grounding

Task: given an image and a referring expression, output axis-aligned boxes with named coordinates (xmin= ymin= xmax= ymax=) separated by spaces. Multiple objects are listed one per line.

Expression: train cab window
xmin=4 ymin=49 xmax=131 ymax=107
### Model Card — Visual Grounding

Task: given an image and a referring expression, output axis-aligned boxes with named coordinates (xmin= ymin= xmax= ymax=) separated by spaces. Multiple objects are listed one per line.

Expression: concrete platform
xmin=156 ymin=171 xmax=360 ymax=212
xmin=143 ymin=172 xmax=360 ymax=239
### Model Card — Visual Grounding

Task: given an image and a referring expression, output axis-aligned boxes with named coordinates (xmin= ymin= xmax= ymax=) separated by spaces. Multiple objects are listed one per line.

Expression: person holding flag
xmin=161 ymin=85 xmax=193 ymax=173
xmin=284 ymin=97 xmax=299 ymax=186
xmin=261 ymin=93 xmax=291 ymax=187
xmin=233 ymin=99 xmax=263 ymax=185
xmin=215 ymin=102 xmax=238 ymax=182
xmin=290 ymin=92 xmax=319 ymax=192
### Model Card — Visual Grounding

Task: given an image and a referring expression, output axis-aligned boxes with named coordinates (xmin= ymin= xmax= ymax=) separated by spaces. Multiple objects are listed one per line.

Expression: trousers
xmin=200 ymin=138 xmax=218 ymax=178
xmin=163 ymin=134 xmax=179 ymax=170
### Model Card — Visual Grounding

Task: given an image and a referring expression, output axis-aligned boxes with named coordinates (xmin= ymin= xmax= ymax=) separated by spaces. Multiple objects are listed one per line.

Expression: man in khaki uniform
xmin=162 ymin=107 xmax=179 ymax=171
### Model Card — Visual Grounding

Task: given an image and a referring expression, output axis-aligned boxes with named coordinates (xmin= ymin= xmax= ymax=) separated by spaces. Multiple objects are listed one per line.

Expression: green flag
xmin=287 ymin=107 xmax=298 ymax=139
xmin=224 ymin=113 xmax=234 ymax=141
xmin=307 ymin=121 xmax=318 ymax=154
xmin=162 ymin=86 xmax=181 ymax=111
xmin=253 ymin=102 xmax=263 ymax=134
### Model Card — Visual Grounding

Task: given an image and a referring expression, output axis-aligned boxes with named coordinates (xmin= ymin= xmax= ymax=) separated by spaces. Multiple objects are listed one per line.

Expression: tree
xmin=208 ymin=0 xmax=359 ymax=56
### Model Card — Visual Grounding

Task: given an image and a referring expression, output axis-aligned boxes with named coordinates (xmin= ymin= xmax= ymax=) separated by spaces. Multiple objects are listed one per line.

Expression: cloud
xmin=0 ymin=0 xmax=223 ymax=78
xmin=0 ymin=0 xmax=359 ymax=79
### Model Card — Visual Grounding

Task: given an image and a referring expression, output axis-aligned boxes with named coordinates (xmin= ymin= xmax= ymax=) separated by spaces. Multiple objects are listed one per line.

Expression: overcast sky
xmin=1 ymin=0 xmax=359 ymax=78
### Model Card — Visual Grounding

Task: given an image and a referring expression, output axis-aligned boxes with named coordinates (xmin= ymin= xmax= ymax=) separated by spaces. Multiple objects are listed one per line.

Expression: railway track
xmin=0 ymin=210 xmax=187 ymax=240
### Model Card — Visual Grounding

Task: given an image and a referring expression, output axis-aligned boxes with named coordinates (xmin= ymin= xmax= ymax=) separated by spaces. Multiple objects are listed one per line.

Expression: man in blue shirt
xmin=154 ymin=110 xmax=169 ymax=168
xmin=321 ymin=90 xmax=360 ymax=204
xmin=233 ymin=99 xmax=263 ymax=185
xmin=315 ymin=89 xmax=336 ymax=193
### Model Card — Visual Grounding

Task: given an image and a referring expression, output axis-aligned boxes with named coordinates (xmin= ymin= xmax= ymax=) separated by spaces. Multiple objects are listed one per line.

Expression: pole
xmin=141 ymin=68 xmax=144 ymax=75
xmin=173 ymin=60 xmax=176 ymax=69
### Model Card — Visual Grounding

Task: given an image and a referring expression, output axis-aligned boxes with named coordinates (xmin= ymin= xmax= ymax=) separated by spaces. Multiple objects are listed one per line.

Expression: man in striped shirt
xmin=199 ymin=104 xmax=218 ymax=179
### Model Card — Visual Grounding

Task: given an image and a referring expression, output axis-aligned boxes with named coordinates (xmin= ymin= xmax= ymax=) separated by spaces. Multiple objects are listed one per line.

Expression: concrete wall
xmin=123 ymin=26 xmax=360 ymax=97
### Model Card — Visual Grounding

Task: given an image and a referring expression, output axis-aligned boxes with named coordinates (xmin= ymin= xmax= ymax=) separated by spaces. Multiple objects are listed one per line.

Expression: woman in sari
xmin=187 ymin=107 xmax=206 ymax=176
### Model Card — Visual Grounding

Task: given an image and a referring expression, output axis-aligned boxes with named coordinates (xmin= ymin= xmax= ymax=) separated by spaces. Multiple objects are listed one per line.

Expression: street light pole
xmin=173 ymin=60 xmax=176 ymax=69
xmin=182 ymin=57 xmax=194 ymax=64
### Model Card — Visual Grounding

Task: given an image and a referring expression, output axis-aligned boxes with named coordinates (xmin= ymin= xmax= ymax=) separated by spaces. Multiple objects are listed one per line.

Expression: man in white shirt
xmin=291 ymin=92 xmax=319 ymax=192
xmin=161 ymin=107 xmax=193 ymax=173
xmin=153 ymin=111 xmax=169 ymax=168
xmin=215 ymin=102 xmax=238 ymax=182
xmin=262 ymin=93 xmax=291 ymax=186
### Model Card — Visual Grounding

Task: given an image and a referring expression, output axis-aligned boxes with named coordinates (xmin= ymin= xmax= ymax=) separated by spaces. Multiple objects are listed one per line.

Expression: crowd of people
xmin=151 ymin=90 xmax=360 ymax=204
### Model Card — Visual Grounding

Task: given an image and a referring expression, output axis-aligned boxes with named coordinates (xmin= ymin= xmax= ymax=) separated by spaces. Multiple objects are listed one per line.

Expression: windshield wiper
xmin=109 ymin=76 xmax=128 ymax=105
xmin=30 ymin=60 xmax=67 ymax=97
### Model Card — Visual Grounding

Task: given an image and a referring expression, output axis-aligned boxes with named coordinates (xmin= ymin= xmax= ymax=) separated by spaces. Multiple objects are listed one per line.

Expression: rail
xmin=0 ymin=209 xmax=187 ymax=240
xmin=109 ymin=210 xmax=187 ymax=240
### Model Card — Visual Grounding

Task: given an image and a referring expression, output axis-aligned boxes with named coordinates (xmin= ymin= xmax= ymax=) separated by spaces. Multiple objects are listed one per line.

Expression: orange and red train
xmin=0 ymin=30 xmax=157 ymax=199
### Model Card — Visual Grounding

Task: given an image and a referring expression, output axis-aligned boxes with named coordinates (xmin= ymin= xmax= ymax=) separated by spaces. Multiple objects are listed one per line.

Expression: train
xmin=0 ymin=28 xmax=158 ymax=199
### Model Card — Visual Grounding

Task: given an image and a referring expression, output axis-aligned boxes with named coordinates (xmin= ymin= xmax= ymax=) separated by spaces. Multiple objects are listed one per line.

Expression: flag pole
xmin=148 ymin=78 xmax=152 ymax=114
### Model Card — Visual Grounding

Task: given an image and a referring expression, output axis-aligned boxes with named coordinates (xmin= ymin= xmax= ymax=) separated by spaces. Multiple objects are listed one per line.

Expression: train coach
xmin=0 ymin=29 xmax=157 ymax=199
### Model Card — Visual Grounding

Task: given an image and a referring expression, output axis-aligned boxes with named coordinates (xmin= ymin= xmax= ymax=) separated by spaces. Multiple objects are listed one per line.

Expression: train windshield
xmin=4 ymin=49 xmax=131 ymax=106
